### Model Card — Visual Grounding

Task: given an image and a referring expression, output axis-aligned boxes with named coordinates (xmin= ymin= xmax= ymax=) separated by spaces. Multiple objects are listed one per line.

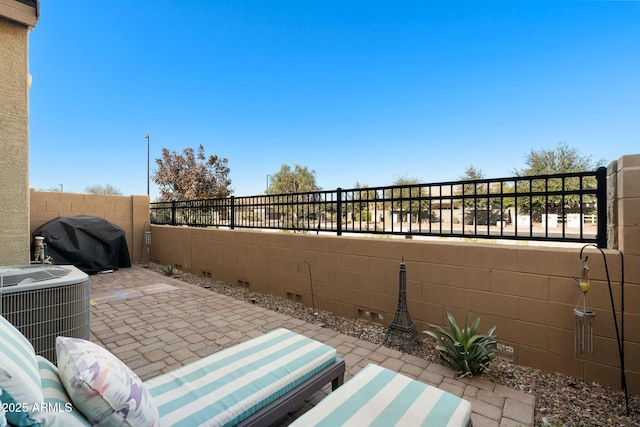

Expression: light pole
xmin=144 ymin=135 xmax=150 ymax=196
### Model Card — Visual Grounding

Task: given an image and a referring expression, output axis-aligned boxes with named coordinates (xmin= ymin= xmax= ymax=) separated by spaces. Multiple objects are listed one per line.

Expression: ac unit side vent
xmin=1 ymin=276 xmax=90 ymax=363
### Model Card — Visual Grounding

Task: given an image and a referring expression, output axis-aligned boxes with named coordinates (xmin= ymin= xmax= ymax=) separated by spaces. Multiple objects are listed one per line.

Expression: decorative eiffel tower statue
xmin=384 ymin=257 xmax=422 ymax=352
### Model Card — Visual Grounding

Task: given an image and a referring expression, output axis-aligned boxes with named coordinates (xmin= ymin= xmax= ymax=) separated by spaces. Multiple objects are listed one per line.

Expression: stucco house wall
xmin=0 ymin=0 xmax=38 ymax=265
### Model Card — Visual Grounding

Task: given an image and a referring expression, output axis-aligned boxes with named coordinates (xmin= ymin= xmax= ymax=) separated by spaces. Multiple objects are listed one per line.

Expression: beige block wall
xmin=30 ymin=190 xmax=150 ymax=264
xmin=0 ymin=16 xmax=31 ymax=265
xmin=150 ymin=225 xmax=637 ymax=393
xmin=614 ymin=155 xmax=640 ymax=395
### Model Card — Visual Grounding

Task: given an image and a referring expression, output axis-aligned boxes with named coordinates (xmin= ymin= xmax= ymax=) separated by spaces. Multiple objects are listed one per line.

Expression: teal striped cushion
xmin=0 ymin=315 xmax=43 ymax=410
xmin=290 ymin=364 xmax=472 ymax=427
xmin=145 ymin=328 xmax=337 ymax=427
xmin=36 ymin=356 xmax=91 ymax=427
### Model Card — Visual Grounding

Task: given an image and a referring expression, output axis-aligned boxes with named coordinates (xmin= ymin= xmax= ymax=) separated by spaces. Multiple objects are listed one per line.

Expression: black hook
xmin=297 ymin=261 xmax=317 ymax=315
xmin=578 ymin=243 xmax=599 ymax=263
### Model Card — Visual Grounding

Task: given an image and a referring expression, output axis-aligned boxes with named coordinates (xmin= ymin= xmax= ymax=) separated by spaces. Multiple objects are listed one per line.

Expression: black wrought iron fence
xmin=150 ymin=167 xmax=607 ymax=246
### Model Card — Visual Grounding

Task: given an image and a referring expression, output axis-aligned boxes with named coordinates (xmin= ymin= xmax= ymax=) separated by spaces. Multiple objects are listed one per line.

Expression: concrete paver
xmin=89 ymin=266 xmax=535 ymax=426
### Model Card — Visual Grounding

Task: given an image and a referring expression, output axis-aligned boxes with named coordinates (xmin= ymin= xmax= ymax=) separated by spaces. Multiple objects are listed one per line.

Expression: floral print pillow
xmin=56 ymin=337 xmax=159 ymax=427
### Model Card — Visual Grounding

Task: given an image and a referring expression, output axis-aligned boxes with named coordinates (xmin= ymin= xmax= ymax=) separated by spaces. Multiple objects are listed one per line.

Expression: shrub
xmin=424 ymin=311 xmax=497 ymax=377
xmin=162 ymin=264 xmax=174 ymax=276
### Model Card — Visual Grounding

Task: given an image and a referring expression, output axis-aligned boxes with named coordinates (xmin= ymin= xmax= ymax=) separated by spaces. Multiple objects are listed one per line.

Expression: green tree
xmin=85 ymin=184 xmax=123 ymax=196
xmin=352 ymin=182 xmax=378 ymax=206
xmin=458 ymin=165 xmax=493 ymax=219
xmin=514 ymin=142 xmax=604 ymax=176
xmin=513 ymin=142 xmax=604 ymax=218
xmin=460 ymin=165 xmax=485 ymax=181
xmin=266 ymin=164 xmax=319 ymax=230
xmin=383 ymin=176 xmax=427 ymax=221
xmin=266 ymin=164 xmax=318 ymax=194
xmin=346 ymin=182 xmax=379 ymax=224
xmin=153 ymin=145 xmax=232 ymax=201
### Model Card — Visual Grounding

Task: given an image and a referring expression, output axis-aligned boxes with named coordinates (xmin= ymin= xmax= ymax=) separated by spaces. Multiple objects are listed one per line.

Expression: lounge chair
xmin=1 ymin=314 xmax=471 ymax=427
xmin=0 ymin=315 xmax=344 ymax=427
xmin=290 ymin=363 xmax=472 ymax=426
xmin=144 ymin=328 xmax=345 ymax=426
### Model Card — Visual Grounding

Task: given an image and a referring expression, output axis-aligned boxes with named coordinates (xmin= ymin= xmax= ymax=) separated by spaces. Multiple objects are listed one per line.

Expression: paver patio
xmin=89 ymin=265 xmax=535 ymax=426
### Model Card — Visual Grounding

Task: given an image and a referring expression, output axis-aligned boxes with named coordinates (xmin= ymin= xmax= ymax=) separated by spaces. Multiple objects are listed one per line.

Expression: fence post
xmin=230 ymin=196 xmax=235 ymax=230
xmin=596 ymin=166 xmax=607 ymax=248
xmin=171 ymin=201 xmax=176 ymax=226
xmin=336 ymin=188 xmax=342 ymax=236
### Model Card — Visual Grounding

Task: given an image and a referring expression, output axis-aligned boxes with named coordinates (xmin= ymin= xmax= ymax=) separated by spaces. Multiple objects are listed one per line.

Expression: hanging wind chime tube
xmin=574 ymin=263 xmax=595 ymax=355
xmin=577 ymin=244 xmax=629 ymax=417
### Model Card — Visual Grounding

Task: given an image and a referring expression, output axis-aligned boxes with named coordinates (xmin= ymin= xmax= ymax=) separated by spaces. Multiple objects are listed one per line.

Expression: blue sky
xmin=29 ymin=1 xmax=639 ymax=199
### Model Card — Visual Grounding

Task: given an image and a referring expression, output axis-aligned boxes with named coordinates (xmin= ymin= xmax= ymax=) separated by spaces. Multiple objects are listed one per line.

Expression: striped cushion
xmin=145 ymin=328 xmax=337 ymax=427
xmin=0 ymin=389 xmax=5 ymax=427
xmin=290 ymin=363 xmax=472 ymax=427
xmin=36 ymin=356 xmax=91 ymax=427
xmin=0 ymin=315 xmax=43 ymax=411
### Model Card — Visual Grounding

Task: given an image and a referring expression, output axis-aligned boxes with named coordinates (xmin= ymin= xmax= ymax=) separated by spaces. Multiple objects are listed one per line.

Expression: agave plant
xmin=424 ymin=311 xmax=497 ymax=377
xmin=161 ymin=264 xmax=174 ymax=277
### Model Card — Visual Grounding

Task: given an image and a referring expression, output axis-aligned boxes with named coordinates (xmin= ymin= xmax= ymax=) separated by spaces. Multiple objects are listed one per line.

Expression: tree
xmin=153 ymin=145 xmax=232 ymax=201
xmin=346 ymin=182 xmax=379 ymax=224
xmin=514 ymin=142 xmax=604 ymax=176
xmin=85 ymin=184 xmax=123 ymax=196
xmin=264 ymin=164 xmax=319 ymax=230
xmin=513 ymin=142 xmax=604 ymax=218
xmin=460 ymin=165 xmax=485 ymax=181
xmin=266 ymin=164 xmax=318 ymax=194
xmin=458 ymin=165 xmax=491 ymax=215
xmin=383 ymin=176 xmax=427 ymax=221
xmin=351 ymin=182 xmax=378 ymax=208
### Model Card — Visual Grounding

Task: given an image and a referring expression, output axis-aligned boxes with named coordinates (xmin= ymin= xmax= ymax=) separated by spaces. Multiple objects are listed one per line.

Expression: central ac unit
xmin=0 ymin=265 xmax=90 ymax=363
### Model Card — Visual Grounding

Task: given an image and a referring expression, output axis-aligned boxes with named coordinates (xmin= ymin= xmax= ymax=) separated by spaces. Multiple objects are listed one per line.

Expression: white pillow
xmin=56 ymin=337 xmax=159 ymax=427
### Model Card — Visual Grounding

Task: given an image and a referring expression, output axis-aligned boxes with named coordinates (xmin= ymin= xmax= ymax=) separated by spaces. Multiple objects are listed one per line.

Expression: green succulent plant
xmin=162 ymin=264 xmax=174 ymax=276
xmin=424 ymin=311 xmax=497 ymax=377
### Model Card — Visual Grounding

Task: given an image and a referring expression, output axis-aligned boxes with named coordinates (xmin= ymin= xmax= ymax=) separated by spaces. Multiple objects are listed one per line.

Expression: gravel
xmin=150 ymin=264 xmax=639 ymax=426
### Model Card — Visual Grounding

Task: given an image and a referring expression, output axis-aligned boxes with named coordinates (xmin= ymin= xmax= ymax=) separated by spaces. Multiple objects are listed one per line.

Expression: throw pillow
xmin=56 ymin=337 xmax=159 ymax=427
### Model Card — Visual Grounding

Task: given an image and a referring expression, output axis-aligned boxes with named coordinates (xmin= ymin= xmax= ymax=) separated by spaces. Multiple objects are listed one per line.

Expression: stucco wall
xmin=30 ymin=190 xmax=150 ymax=264
xmin=0 ymin=16 xmax=31 ymax=265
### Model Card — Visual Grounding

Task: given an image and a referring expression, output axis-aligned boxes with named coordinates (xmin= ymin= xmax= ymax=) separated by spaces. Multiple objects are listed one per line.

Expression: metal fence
xmin=151 ymin=168 xmax=607 ymax=246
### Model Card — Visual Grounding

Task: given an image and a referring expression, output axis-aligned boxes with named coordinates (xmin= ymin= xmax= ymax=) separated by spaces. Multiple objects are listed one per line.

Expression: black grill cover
xmin=32 ymin=216 xmax=131 ymax=274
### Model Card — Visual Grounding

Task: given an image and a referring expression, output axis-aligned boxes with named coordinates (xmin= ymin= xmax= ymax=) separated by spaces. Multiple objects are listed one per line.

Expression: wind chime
xmin=575 ymin=244 xmax=629 ymax=416
xmin=574 ymin=261 xmax=595 ymax=355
